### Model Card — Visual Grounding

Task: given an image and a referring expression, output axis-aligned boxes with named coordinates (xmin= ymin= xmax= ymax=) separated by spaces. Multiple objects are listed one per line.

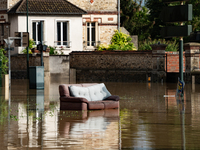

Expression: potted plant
xmin=0 ymin=48 xmax=8 ymax=87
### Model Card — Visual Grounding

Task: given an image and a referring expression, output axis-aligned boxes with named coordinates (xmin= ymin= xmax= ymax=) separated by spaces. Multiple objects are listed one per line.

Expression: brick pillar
xmin=184 ymin=42 xmax=200 ymax=83
xmin=151 ymin=44 xmax=167 ymax=82
xmin=184 ymin=43 xmax=200 ymax=72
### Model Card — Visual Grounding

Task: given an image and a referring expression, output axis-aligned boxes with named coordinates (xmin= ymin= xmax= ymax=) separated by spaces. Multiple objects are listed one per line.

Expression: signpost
xmin=160 ymin=0 xmax=193 ymax=97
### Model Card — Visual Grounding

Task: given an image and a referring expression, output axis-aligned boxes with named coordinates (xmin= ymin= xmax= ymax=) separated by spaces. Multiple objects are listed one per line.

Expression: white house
xmin=6 ymin=0 xmax=87 ymax=55
xmin=0 ymin=0 xmax=118 ymax=54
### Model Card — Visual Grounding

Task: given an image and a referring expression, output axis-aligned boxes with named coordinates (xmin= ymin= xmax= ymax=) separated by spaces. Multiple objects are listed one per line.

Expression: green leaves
xmin=121 ymin=0 xmax=154 ymax=41
xmin=0 ymin=48 xmax=8 ymax=75
xmin=97 ymin=30 xmax=137 ymax=51
xmin=138 ymin=38 xmax=178 ymax=51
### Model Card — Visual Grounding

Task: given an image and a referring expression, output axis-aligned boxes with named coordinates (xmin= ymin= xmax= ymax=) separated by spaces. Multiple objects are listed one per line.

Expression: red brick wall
xmin=165 ymin=52 xmax=186 ymax=73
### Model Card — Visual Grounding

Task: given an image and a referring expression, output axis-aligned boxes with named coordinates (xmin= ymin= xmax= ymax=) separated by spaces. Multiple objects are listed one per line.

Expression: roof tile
xmin=8 ymin=0 xmax=87 ymax=15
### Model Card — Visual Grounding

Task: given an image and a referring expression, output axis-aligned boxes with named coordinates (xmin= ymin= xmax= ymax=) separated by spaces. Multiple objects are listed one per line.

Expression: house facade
xmin=67 ymin=0 xmax=118 ymax=50
xmin=0 ymin=0 xmax=118 ymax=54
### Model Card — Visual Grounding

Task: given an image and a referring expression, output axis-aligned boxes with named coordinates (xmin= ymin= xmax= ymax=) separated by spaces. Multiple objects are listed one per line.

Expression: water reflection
xmin=1 ymin=80 xmax=200 ymax=149
xmin=59 ymin=109 xmax=119 ymax=149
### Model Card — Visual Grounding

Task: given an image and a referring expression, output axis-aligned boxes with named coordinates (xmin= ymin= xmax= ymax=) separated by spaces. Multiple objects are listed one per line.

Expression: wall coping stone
xmin=184 ymin=42 xmax=200 ymax=50
xmin=70 ymin=50 xmax=152 ymax=55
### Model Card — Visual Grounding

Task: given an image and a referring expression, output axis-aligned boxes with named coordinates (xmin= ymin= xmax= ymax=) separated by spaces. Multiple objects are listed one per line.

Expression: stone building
xmin=0 ymin=0 xmax=118 ymax=53
xmin=67 ymin=0 xmax=118 ymax=50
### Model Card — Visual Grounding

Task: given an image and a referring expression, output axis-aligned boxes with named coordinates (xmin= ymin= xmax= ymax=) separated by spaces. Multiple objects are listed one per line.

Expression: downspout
xmin=118 ymin=0 xmax=120 ymax=32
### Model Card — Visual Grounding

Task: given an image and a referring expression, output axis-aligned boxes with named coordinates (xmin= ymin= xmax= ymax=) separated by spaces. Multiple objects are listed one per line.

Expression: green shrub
xmin=138 ymin=38 xmax=178 ymax=51
xmin=0 ymin=48 xmax=8 ymax=75
xmin=97 ymin=30 xmax=137 ymax=51
xmin=22 ymin=39 xmax=35 ymax=54
xmin=49 ymin=46 xmax=58 ymax=55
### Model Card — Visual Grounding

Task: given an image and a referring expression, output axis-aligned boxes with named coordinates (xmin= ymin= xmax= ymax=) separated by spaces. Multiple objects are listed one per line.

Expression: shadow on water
xmin=1 ymin=78 xmax=200 ymax=149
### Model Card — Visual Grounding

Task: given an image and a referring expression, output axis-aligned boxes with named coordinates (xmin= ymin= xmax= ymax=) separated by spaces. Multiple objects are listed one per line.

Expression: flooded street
xmin=1 ymin=77 xmax=200 ymax=149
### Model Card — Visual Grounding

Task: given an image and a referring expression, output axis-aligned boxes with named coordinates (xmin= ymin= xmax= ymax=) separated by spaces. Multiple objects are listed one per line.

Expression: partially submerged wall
xmin=11 ymin=54 xmax=69 ymax=79
xmin=69 ymin=50 xmax=165 ymax=82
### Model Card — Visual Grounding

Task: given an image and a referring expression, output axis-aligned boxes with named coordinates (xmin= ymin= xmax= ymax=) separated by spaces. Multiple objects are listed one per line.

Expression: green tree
xmin=145 ymin=0 xmax=167 ymax=39
xmin=120 ymin=0 xmax=153 ymax=41
xmin=186 ymin=0 xmax=200 ymax=32
xmin=146 ymin=0 xmax=200 ymax=40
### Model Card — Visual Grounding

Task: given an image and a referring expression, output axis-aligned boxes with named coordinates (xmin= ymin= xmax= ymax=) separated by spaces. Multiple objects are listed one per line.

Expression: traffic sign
xmin=160 ymin=25 xmax=192 ymax=38
xmin=159 ymin=4 xmax=192 ymax=23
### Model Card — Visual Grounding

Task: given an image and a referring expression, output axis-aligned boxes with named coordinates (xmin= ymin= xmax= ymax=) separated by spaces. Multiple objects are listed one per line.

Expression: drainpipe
xmin=118 ymin=0 xmax=120 ymax=32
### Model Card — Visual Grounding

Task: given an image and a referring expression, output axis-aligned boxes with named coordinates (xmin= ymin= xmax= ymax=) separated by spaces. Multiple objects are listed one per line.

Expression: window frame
xmin=31 ymin=19 xmax=46 ymax=45
xmin=55 ymin=19 xmax=70 ymax=47
xmin=86 ymin=22 xmax=96 ymax=47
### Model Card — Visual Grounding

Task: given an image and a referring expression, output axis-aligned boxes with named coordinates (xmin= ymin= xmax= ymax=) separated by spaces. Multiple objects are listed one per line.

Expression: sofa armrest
xmin=60 ymin=96 xmax=89 ymax=103
xmin=104 ymin=95 xmax=120 ymax=101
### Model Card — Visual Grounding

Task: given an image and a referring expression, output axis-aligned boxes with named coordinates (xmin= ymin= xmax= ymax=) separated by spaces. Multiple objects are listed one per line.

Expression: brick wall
xmin=166 ymin=52 xmax=186 ymax=73
xmin=70 ymin=51 xmax=165 ymax=82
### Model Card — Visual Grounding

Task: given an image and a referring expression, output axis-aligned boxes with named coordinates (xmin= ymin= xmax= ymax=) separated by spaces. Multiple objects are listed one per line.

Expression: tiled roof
xmin=8 ymin=0 xmax=87 ymax=15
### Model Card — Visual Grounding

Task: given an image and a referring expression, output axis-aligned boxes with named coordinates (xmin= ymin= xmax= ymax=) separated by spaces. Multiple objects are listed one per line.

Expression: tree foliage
xmin=145 ymin=0 xmax=167 ymax=39
xmin=145 ymin=0 xmax=200 ymax=40
xmin=120 ymin=0 xmax=154 ymax=41
xmin=186 ymin=0 xmax=200 ymax=32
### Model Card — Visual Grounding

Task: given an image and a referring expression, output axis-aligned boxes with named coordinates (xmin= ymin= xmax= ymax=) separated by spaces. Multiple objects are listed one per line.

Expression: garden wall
xmin=70 ymin=43 xmax=200 ymax=82
xmin=11 ymin=54 xmax=69 ymax=79
xmin=70 ymin=50 xmax=166 ymax=82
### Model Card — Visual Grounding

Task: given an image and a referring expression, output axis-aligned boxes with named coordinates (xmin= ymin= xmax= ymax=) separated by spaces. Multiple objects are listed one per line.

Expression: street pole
xmin=26 ymin=0 xmax=29 ymax=79
xmin=41 ymin=21 xmax=43 ymax=66
xmin=179 ymin=37 xmax=183 ymax=82
xmin=8 ymin=41 xmax=11 ymax=89
xmin=179 ymin=1 xmax=184 ymax=82
xmin=179 ymin=1 xmax=184 ymax=98
xmin=118 ymin=0 xmax=120 ymax=32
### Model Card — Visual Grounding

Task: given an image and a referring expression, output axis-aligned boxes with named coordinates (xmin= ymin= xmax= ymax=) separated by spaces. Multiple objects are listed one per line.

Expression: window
xmin=87 ymin=22 xmax=95 ymax=46
xmin=32 ymin=21 xmax=44 ymax=45
xmin=57 ymin=21 xmax=69 ymax=46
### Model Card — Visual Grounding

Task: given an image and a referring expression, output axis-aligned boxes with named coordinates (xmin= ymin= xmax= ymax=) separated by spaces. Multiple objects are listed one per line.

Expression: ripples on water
xmin=0 ymin=80 xmax=200 ymax=149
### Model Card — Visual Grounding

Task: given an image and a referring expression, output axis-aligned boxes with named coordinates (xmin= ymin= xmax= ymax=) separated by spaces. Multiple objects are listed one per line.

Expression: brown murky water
xmin=1 ymin=77 xmax=200 ymax=149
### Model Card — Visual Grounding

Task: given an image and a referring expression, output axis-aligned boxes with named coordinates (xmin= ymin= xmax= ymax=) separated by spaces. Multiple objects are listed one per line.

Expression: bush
xmin=22 ymin=39 xmax=35 ymax=54
xmin=0 ymin=48 xmax=8 ymax=75
xmin=138 ymin=38 xmax=178 ymax=51
xmin=97 ymin=30 xmax=137 ymax=51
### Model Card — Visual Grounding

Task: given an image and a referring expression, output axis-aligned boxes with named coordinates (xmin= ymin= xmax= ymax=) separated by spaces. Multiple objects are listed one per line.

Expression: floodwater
xmin=1 ymin=76 xmax=200 ymax=149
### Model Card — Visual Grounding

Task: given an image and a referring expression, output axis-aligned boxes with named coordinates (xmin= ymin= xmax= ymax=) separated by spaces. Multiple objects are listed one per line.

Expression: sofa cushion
xmin=69 ymin=83 xmax=111 ymax=101
xmin=69 ymin=86 xmax=91 ymax=101
xmin=87 ymin=83 xmax=111 ymax=101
